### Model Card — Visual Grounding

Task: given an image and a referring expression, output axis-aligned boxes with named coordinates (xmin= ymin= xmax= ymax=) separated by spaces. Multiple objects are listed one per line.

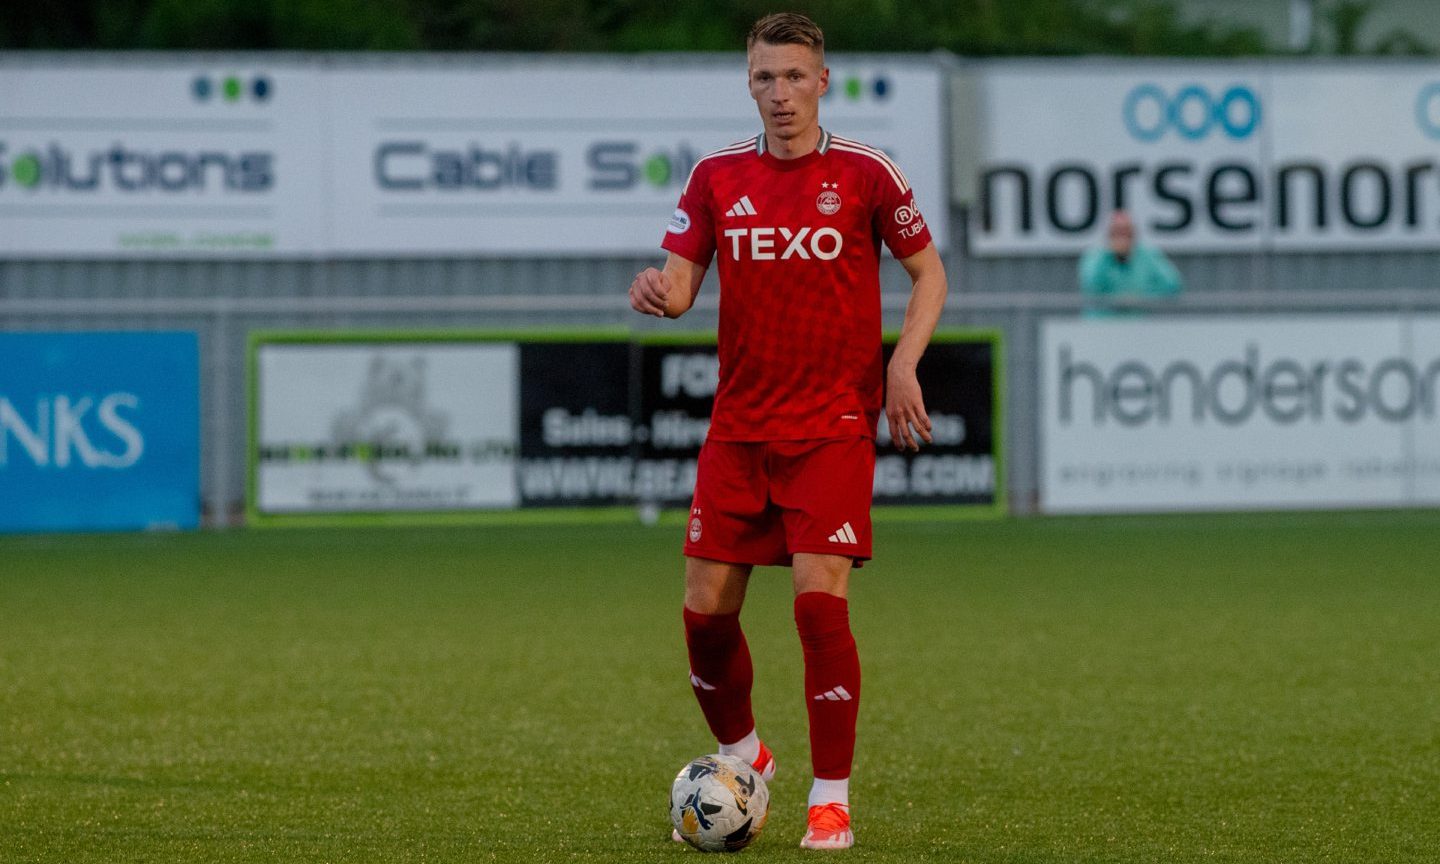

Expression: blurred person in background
xmin=1078 ymin=209 xmax=1182 ymax=317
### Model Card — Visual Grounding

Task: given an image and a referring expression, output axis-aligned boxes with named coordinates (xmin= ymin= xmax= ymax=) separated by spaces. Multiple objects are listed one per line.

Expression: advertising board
xmin=515 ymin=339 xmax=638 ymax=506
xmin=0 ymin=332 xmax=199 ymax=532
xmin=322 ymin=60 xmax=949 ymax=255
xmin=0 ymin=64 xmax=326 ymax=257
xmin=3 ymin=58 xmax=945 ymax=258
xmin=252 ymin=339 xmax=520 ymax=514
xmin=967 ymin=64 xmax=1440 ymax=255
xmin=1040 ymin=316 xmax=1440 ymax=512
xmin=250 ymin=330 xmax=1001 ymax=522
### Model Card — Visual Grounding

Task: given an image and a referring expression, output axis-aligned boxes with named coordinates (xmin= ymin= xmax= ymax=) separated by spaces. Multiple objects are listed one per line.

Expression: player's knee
xmin=791 ymin=554 xmax=851 ymax=598
xmin=684 ymin=557 xmax=750 ymax=614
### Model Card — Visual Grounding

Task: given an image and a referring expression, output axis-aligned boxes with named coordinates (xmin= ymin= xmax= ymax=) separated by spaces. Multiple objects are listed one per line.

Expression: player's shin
xmin=682 ymin=607 xmax=756 ymax=749
xmin=794 ymin=592 xmax=861 ymax=785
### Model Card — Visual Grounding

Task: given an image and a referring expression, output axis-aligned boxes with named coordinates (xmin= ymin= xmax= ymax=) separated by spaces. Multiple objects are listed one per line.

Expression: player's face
xmin=747 ymin=41 xmax=828 ymax=144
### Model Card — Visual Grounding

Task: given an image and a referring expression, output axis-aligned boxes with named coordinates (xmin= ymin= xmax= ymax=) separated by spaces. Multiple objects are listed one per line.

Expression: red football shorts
xmin=684 ymin=436 xmax=875 ymax=567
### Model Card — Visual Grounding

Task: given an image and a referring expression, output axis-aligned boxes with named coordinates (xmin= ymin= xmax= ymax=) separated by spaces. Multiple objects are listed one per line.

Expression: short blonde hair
xmin=746 ymin=12 xmax=825 ymax=57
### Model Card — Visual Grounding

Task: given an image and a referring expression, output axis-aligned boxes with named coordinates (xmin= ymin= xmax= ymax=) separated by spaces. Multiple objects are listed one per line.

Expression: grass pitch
xmin=2 ymin=512 xmax=1438 ymax=863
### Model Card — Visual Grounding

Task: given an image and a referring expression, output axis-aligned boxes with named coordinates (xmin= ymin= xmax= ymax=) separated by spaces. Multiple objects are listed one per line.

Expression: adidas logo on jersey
xmin=724 ymin=196 xmax=758 ymax=217
xmin=827 ymin=522 xmax=859 ymax=545
xmin=813 ymin=686 xmax=854 ymax=702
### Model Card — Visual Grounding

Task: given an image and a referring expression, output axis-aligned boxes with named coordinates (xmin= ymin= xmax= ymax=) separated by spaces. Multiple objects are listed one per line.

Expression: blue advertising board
xmin=0 ymin=332 xmax=200 ymax=532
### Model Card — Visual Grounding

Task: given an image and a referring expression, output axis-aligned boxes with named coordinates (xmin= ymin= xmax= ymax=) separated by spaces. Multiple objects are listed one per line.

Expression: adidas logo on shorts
xmin=827 ymin=522 xmax=858 ymax=545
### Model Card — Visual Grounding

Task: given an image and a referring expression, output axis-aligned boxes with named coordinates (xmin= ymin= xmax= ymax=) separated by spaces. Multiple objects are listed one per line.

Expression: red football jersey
xmin=661 ymin=129 xmax=933 ymax=442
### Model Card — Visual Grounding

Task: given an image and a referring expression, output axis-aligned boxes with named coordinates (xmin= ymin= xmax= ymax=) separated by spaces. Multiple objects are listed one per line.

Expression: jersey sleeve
xmin=873 ymin=169 xmax=933 ymax=261
xmin=660 ymin=160 xmax=717 ymax=267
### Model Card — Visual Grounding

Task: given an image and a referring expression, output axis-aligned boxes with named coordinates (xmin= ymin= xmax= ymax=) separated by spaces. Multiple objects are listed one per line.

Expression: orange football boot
xmin=799 ymin=802 xmax=853 ymax=850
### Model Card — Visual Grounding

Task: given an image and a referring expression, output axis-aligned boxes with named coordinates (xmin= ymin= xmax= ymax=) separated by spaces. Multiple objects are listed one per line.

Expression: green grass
xmin=2 ymin=512 xmax=1438 ymax=863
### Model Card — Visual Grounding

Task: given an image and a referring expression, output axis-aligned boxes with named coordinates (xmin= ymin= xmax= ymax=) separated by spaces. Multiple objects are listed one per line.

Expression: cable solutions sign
xmin=0 ymin=58 xmax=945 ymax=258
xmin=0 ymin=64 xmax=326 ymax=257
xmin=966 ymin=64 xmax=1440 ymax=255
xmin=325 ymin=60 xmax=948 ymax=256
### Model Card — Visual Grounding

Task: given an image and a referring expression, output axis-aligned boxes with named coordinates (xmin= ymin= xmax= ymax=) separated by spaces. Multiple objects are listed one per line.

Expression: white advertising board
xmin=324 ymin=60 xmax=948 ymax=255
xmin=255 ymin=342 xmax=519 ymax=513
xmin=969 ymin=63 xmax=1440 ymax=255
xmin=0 ymin=64 xmax=326 ymax=257
xmin=1040 ymin=316 xmax=1440 ymax=513
xmin=2 ymin=58 xmax=946 ymax=258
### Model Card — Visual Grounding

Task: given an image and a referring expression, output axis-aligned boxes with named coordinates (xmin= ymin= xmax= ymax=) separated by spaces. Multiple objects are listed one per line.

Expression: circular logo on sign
xmin=816 ymin=190 xmax=842 ymax=216
xmin=894 ymin=204 xmax=917 ymax=225
xmin=688 ymin=517 xmax=703 ymax=543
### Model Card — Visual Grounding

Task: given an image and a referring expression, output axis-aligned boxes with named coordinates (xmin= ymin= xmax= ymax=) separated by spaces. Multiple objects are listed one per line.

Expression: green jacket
xmin=1078 ymin=243 xmax=1183 ymax=317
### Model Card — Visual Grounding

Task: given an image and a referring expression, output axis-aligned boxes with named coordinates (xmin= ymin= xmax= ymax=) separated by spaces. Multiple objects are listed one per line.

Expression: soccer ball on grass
xmin=669 ymin=754 xmax=769 ymax=852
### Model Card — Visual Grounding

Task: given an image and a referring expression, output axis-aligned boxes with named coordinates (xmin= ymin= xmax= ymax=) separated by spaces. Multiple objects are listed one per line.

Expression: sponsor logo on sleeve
xmin=894 ymin=203 xmax=926 ymax=238
xmin=667 ymin=208 xmax=692 ymax=234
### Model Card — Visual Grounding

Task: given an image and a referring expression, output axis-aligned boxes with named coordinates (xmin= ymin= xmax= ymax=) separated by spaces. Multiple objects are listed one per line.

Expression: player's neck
xmin=764 ymin=125 xmax=822 ymax=161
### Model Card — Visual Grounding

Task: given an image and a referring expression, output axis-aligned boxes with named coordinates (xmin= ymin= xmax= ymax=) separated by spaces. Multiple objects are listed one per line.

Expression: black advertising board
xmin=873 ymin=337 xmax=1000 ymax=507
xmin=515 ymin=338 xmax=712 ymax=508
xmin=516 ymin=339 xmax=633 ymax=507
xmin=635 ymin=340 xmax=717 ymax=506
xmin=635 ymin=332 xmax=1004 ymax=511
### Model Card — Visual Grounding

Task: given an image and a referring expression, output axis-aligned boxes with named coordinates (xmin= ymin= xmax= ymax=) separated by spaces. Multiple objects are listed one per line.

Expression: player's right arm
xmin=629 ymin=252 xmax=707 ymax=319
xmin=642 ymin=153 xmax=718 ymax=319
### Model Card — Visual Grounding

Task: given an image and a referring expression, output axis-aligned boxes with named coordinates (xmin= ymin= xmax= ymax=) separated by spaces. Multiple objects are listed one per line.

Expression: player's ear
xmin=818 ymin=65 xmax=829 ymax=97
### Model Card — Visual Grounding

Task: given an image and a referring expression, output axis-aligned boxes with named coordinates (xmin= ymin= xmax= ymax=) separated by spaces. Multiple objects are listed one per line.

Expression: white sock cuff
xmin=809 ymin=777 xmax=850 ymax=808
xmin=718 ymin=728 xmax=760 ymax=765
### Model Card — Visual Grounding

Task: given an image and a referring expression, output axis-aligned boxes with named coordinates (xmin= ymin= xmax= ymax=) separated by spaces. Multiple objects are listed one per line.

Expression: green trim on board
xmin=250 ymin=327 xmax=632 ymax=346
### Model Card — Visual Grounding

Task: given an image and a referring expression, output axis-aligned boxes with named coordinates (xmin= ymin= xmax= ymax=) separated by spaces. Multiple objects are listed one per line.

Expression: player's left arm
xmin=887 ymin=242 xmax=949 ymax=451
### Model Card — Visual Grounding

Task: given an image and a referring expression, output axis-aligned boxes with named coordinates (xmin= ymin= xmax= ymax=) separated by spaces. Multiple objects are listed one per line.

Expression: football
xmin=669 ymin=754 xmax=770 ymax=852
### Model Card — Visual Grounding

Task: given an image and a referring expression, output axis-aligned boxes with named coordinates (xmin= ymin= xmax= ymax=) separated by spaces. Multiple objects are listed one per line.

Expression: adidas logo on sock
xmin=724 ymin=195 xmax=758 ymax=217
xmin=689 ymin=671 xmax=717 ymax=691
xmin=813 ymin=686 xmax=854 ymax=702
xmin=827 ymin=522 xmax=858 ymax=545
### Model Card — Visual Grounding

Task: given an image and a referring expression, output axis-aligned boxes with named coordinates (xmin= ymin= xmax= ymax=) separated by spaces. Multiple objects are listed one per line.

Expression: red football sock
xmin=794 ymin=591 xmax=861 ymax=781
xmin=683 ymin=607 xmax=756 ymax=747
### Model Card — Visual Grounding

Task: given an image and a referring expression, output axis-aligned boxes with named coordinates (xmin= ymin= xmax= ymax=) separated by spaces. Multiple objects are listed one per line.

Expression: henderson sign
xmin=1040 ymin=315 xmax=1440 ymax=513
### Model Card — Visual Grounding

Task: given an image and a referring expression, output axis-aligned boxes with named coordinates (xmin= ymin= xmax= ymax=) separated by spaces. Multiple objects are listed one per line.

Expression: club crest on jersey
xmin=817 ymin=181 xmax=842 ymax=216
xmin=667 ymin=208 xmax=692 ymax=235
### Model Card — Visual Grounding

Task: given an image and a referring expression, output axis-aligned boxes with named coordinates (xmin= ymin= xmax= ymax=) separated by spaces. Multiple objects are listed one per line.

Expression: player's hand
xmin=629 ymin=267 xmax=670 ymax=318
xmin=885 ymin=363 xmax=932 ymax=452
